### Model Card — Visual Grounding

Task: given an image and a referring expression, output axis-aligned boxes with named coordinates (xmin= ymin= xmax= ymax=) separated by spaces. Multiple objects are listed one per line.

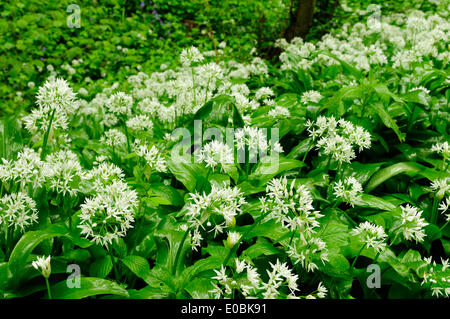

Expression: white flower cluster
xmin=287 ymin=236 xmax=329 ymax=272
xmin=279 ymin=12 xmax=449 ymax=73
xmin=301 ymin=90 xmax=323 ymax=105
xmin=307 ymin=116 xmax=371 ymax=164
xmin=0 ymin=147 xmax=45 ymax=190
xmin=438 ymin=198 xmax=450 ymax=222
xmin=78 ymin=180 xmax=138 ymax=247
xmin=180 ymin=46 xmax=204 ymax=67
xmin=432 ymin=141 xmax=449 ymax=159
xmin=421 ymin=257 xmax=450 ymax=298
xmin=126 ymin=114 xmax=153 ymax=132
xmin=431 ymin=178 xmax=450 ymax=199
xmin=209 ymin=259 xmax=262 ymax=298
xmin=333 ymin=176 xmax=363 ymax=206
xmin=100 ymin=128 xmax=127 ymax=148
xmin=42 ymin=150 xmax=84 ymax=197
xmin=32 ymin=255 xmax=52 ymax=279
xmin=24 ymin=77 xmax=78 ymax=137
xmin=263 ymin=176 xmax=323 ymax=236
xmin=210 ymin=259 xmax=317 ymax=299
xmin=106 ymin=92 xmax=133 ymax=117
xmin=133 ymin=139 xmax=167 ymax=173
xmin=262 ymin=176 xmax=328 ymax=272
xmin=184 ymin=184 xmax=246 ymax=250
xmin=0 ymin=192 xmax=38 ymax=232
xmin=351 ymin=221 xmax=387 ymax=253
xmin=195 ymin=140 xmax=234 ymax=173
xmin=83 ymin=162 xmax=124 ymax=192
xmin=392 ymin=204 xmax=428 ymax=243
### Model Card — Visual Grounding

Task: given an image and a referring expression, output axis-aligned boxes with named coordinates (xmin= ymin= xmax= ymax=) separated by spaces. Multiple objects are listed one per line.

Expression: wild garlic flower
xmin=24 ymin=77 xmax=77 ymax=137
xmin=0 ymin=148 xmax=45 ymax=190
xmin=301 ymin=90 xmax=323 ymax=104
xmin=255 ymin=87 xmax=274 ymax=100
xmin=392 ymin=205 xmax=428 ymax=243
xmin=261 ymin=260 xmax=299 ymax=299
xmin=226 ymin=231 xmax=242 ymax=249
xmin=287 ymin=237 xmax=329 ymax=272
xmin=209 ymin=260 xmax=261 ymax=299
xmin=351 ymin=221 xmax=387 ymax=253
xmin=307 ymin=116 xmax=371 ymax=164
xmin=438 ymin=198 xmax=450 ymax=222
xmin=126 ymin=114 xmax=153 ymax=132
xmin=32 ymin=255 xmax=52 ymax=279
xmin=195 ymin=140 xmax=234 ymax=173
xmin=431 ymin=178 xmax=450 ymax=199
xmin=421 ymin=257 xmax=450 ymax=298
xmin=305 ymin=282 xmax=328 ymax=299
xmin=83 ymin=162 xmax=124 ymax=192
xmin=0 ymin=192 xmax=38 ymax=232
xmin=333 ymin=176 xmax=363 ymax=206
xmin=78 ymin=180 xmax=138 ymax=247
xmin=42 ymin=150 xmax=84 ymax=197
xmin=264 ymin=176 xmax=323 ymax=237
xmin=100 ymin=128 xmax=127 ymax=148
xmin=431 ymin=141 xmax=450 ymax=159
xmin=133 ymin=139 xmax=167 ymax=172
xmin=184 ymin=184 xmax=246 ymax=243
xmin=106 ymin=92 xmax=133 ymax=117
xmin=234 ymin=127 xmax=268 ymax=152
xmin=268 ymin=106 xmax=290 ymax=119
xmin=180 ymin=46 xmax=204 ymax=67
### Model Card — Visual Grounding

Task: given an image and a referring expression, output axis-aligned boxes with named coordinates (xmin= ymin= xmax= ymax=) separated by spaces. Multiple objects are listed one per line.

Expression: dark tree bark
xmin=284 ymin=0 xmax=317 ymax=42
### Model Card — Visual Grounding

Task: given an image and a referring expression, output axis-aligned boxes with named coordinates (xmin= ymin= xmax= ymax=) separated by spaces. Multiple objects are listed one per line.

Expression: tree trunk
xmin=284 ymin=0 xmax=316 ymax=42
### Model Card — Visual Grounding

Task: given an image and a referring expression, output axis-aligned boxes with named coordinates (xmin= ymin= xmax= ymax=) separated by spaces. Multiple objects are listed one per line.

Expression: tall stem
xmin=431 ymin=196 xmax=439 ymax=225
xmin=108 ymin=247 xmax=120 ymax=282
xmin=191 ymin=68 xmax=197 ymax=107
xmin=45 ymin=277 xmax=52 ymax=299
xmin=41 ymin=108 xmax=56 ymax=160
xmin=351 ymin=244 xmax=365 ymax=271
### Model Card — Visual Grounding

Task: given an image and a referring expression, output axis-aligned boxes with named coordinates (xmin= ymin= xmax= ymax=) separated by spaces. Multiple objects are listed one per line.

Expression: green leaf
xmin=121 ymin=255 xmax=153 ymax=285
xmin=8 ymin=223 xmax=91 ymax=287
xmin=248 ymin=155 xmax=304 ymax=185
xmin=371 ymin=103 xmax=405 ymax=142
xmin=353 ymin=194 xmax=397 ymax=211
xmin=89 ymin=256 xmax=113 ymax=279
xmin=366 ymin=162 xmax=425 ymax=192
xmin=167 ymin=156 xmax=208 ymax=192
xmin=194 ymin=94 xmax=244 ymax=127
xmin=50 ymin=277 xmax=129 ymax=299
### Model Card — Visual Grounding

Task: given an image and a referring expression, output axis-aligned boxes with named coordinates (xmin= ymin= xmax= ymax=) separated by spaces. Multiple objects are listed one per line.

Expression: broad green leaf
xmin=248 ymin=155 xmax=304 ymax=185
xmin=121 ymin=255 xmax=153 ymax=285
xmin=50 ymin=277 xmax=129 ymax=299
xmin=8 ymin=223 xmax=91 ymax=287
xmin=366 ymin=162 xmax=425 ymax=192
xmin=371 ymin=103 xmax=405 ymax=142
xmin=89 ymin=256 xmax=112 ymax=279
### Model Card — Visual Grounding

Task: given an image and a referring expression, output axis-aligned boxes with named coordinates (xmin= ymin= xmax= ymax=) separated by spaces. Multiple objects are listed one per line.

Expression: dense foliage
xmin=0 ymin=0 xmax=449 ymax=299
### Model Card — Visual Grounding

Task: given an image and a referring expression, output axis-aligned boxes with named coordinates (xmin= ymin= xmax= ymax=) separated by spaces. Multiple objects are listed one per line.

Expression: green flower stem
xmin=351 ymin=244 xmax=365 ymax=272
xmin=5 ymin=227 xmax=13 ymax=260
xmin=223 ymin=210 xmax=271 ymax=266
xmin=191 ymin=67 xmax=197 ymax=106
xmin=440 ymin=220 xmax=449 ymax=231
xmin=108 ymin=248 xmax=120 ymax=282
xmin=173 ymin=228 xmax=190 ymax=275
xmin=41 ymin=108 xmax=56 ymax=161
xmin=45 ymin=277 xmax=52 ymax=299
xmin=431 ymin=195 xmax=439 ymax=225
xmin=122 ymin=119 xmax=131 ymax=153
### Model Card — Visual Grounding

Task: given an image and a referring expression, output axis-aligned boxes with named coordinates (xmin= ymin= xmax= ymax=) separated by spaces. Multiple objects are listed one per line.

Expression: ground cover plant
xmin=0 ymin=0 xmax=449 ymax=299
